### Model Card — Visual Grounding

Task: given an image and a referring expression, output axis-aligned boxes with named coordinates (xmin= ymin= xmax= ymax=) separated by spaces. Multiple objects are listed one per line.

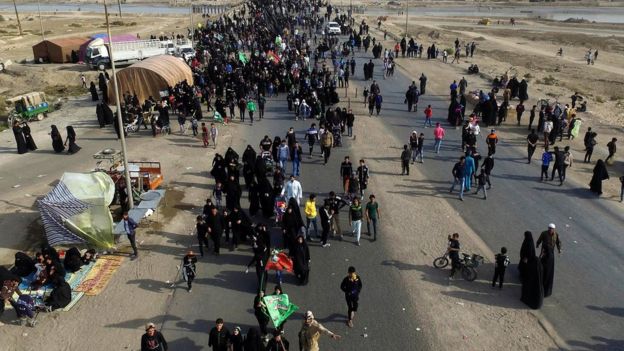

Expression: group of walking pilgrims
xmin=6 ymin=0 xmax=621 ymax=348
xmin=136 ymin=1 xmax=384 ymax=351
xmin=124 ymin=0 xmax=619 ymax=348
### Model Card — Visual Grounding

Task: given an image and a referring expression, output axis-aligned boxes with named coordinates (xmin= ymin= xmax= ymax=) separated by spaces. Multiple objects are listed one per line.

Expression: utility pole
xmin=104 ymin=0 xmax=134 ymax=209
xmin=190 ymin=1 xmax=194 ymax=48
xmin=37 ymin=0 xmax=45 ymax=41
xmin=117 ymin=0 xmax=123 ymax=19
xmin=404 ymin=0 xmax=409 ymax=39
xmin=12 ymin=0 xmax=23 ymax=36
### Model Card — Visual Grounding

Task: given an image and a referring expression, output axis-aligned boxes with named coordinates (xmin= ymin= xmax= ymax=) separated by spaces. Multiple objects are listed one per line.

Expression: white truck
xmin=86 ymin=38 xmax=169 ymax=70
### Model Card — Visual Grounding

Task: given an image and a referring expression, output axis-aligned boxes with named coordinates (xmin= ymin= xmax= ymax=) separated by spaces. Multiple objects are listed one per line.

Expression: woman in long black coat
xmin=96 ymin=103 xmax=106 ymax=128
xmin=65 ymin=126 xmax=81 ymax=154
xmin=281 ymin=205 xmax=300 ymax=253
xmin=225 ymin=175 xmax=242 ymax=211
xmin=50 ymin=125 xmax=65 ymax=153
xmin=258 ymin=176 xmax=275 ymax=218
xmin=210 ymin=153 xmax=227 ymax=185
xmin=589 ymin=159 xmax=609 ymax=195
xmin=519 ymin=231 xmax=544 ymax=309
xmin=12 ymin=121 xmax=28 ymax=154
xmin=292 ymin=235 xmax=310 ymax=285
xmin=242 ymin=145 xmax=257 ymax=189
xmin=89 ymin=82 xmax=99 ymax=101
xmin=22 ymin=122 xmax=37 ymax=151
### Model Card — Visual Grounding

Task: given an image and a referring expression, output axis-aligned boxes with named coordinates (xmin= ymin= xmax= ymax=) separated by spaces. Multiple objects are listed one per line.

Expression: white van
xmin=326 ymin=22 xmax=341 ymax=35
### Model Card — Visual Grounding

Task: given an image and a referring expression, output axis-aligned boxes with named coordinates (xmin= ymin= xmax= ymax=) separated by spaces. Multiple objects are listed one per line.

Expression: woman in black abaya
xmin=65 ymin=126 xmax=81 ymax=154
xmin=12 ymin=121 xmax=28 ymax=154
xmin=292 ymin=235 xmax=310 ymax=285
xmin=50 ymin=125 xmax=65 ymax=153
xmin=258 ymin=176 xmax=274 ymax=218
xmin=589 ymin=159 xmax=609 ymax=195
xmin=90 ymin=82 xmax=99 ymax=101
xmin=519 ymin=231 xmax=544 ymax=309
xmin=242 ymin=145 xmax=257 ymax=189
xmin=22 ymin=122 xmax=37 ymax=151
xmin=210 ymin=153 xmax=227 ymax=185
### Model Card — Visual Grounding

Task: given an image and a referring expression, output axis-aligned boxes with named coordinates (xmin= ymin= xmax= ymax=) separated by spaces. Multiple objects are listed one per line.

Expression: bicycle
xmin=433 ymin=252 xmax=484 ymax=281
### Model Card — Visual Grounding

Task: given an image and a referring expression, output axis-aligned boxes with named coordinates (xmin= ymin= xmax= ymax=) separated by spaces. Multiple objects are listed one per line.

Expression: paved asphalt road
xmin=344 ymin=52 xmax=624 ymax=348
xmin=160 ymin=46 xmax=624 ymax=350
xmin=158 ymin=94 xmax=433 ymax=349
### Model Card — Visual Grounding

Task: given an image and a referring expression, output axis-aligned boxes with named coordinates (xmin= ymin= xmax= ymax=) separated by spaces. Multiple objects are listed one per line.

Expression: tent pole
xmin=104 ymin=0 xmax=134 ymax=209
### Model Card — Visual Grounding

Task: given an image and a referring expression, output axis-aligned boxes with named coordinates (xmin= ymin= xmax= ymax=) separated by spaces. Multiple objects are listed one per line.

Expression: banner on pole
xmin=263 ymin=294 xmax=299 ymax=328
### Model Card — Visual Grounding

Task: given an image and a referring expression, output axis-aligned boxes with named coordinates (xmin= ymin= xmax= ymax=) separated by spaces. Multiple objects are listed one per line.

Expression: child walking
xmin=213 ymin=182 xmax=223 ymax=208
xmin=492 ymin=247 xmax=510 ymax=289
xmin=210 ymin=123 xmax=218 ymax=148
xmin=191 ymin=117 xmax=199 ymax=136
xmin=201 ymin=122 xmax=209 ymax=147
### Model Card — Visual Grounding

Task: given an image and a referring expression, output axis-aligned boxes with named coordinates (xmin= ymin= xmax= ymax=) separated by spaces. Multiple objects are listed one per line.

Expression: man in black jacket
xmin=266 ymin=329 xmax=290 ymax=351
xmin=196 ymin=216 xmax=210 ymax=257
xmin=340 ymin=266 xmax=363 ymax=328
xmin=206 ymin=207 xmax=225 ymax=255
xmin=208 ymin=318 xmax=230 ymax=351
xmin=141 ymin=323 xmax=168 ymax=351
xmin=325 ymin=191 xmax=348 ymax=240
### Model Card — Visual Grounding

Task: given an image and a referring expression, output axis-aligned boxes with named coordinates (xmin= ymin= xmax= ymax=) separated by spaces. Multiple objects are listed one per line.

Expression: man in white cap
xmin=298 ymin=311 xmax=341 ymax=351
xmin=141 ymin=322 xmax=168 ymax=351
xmin=536 ymin=223 xmax=562 ymax=298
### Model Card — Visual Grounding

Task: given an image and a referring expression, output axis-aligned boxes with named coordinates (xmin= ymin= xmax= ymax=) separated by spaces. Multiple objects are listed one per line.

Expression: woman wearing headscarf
xmin=281 ymin=201 xmax=303 ymax=253
xmin=519 ymin=231 xmax=543 ymax=309
xmin=64 ymin=126 xmax=81 ymax=154
xmin=589 ymin=159 xmax=609 ymax=195
xmin=22 ymin=122 xmax=37 ymax=151
xmin=252 ymin=291 xmax=270 ymax=336
xmin=89 ymin=81 xmax=99 ymax=101
xmin=258 ymin=175 xmax=275 ymax=218
xmin=243 ymin=327 xmax=263 ymax=351
xmin=210 ymin=153 xmax=227 ymax=185
xmin=272 ymin=136 xmax=282 ymax=161
xmin=242 ymin=145 xmax=257 ymax=189
xmin=12 ymin=121 xmax=28 ymax=154
xmin=292 ymin=235 xmax=310 ymax=285
xmin=49 ymin=125 xmax=65 ymax=153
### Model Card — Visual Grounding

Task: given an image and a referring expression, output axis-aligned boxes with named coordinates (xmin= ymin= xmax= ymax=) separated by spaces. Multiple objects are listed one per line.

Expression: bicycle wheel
xmin=433 ymin=256 xmax=449 ymax=269
xmin=461 ymin=266 xmax=477 ymax=281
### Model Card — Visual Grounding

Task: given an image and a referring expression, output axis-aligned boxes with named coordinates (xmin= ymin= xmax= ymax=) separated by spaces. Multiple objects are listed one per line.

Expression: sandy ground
xmin=0 ymin=12 xmax=191 ymax=98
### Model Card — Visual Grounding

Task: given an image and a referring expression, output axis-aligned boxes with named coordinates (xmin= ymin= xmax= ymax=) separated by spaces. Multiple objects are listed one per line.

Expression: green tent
xmin=38 ymin=172 xmax=116 ymax=248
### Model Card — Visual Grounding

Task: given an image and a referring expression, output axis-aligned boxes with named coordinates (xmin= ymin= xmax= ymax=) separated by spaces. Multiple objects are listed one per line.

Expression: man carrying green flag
xmin=238 ymin=52 xmax=248 ymax=65
xmin=262 ymin=294 xmax=299 ymax=329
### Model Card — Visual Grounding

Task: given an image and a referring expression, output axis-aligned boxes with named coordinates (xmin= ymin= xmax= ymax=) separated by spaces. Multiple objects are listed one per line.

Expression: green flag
xmin=263 ymin=294 xmax=299 ymax=328
xmin=238 ymin=52 xmax=248 ymax=65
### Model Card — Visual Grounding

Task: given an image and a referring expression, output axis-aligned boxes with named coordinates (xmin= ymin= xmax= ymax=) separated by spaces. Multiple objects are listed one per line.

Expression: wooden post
xmin=12 ymin=0 xmax=23 ymax=36
xmin=117 ymin=0 xmax=123 ymax=19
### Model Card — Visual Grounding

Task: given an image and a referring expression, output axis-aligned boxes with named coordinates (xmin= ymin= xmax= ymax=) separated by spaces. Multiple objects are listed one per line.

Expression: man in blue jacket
xmin=122 ymin=211 xmax=139 ymax=258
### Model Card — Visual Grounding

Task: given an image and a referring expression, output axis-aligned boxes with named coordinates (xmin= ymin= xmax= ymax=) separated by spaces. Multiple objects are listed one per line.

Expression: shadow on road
xmin=558 ymin=336 xmax=624 ymax=351
xmin=586 ymin=305 xmax=624 ymax=318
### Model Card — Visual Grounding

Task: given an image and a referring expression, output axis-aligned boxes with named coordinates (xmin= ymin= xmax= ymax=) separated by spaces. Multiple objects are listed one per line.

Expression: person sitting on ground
xmin=81 ymin=249 xmax=97 ymax=265
xmin=45 ymin=276 xmax=71 ymax=312
xmin=63 ymin=247 xmax=83 ymax=273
